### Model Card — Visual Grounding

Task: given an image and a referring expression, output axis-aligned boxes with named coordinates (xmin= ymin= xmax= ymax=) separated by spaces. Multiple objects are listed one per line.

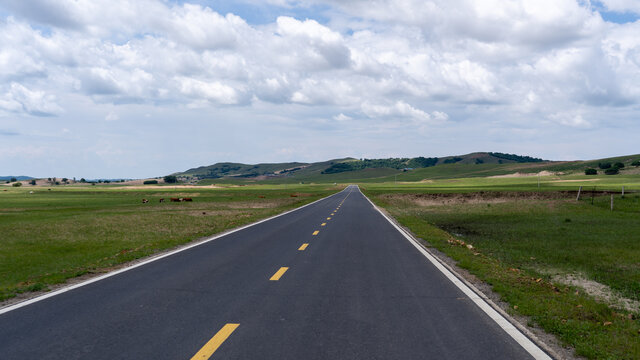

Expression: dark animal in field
xmin=183 ymin=197 xmax=193 ymax=202
xmin=159 ymin=198 xmax=165 ymax=203
xmin=142 ymin=199 xmax=149 ymax=203
xmin=170 ymin=198 xmax=180 ymax=202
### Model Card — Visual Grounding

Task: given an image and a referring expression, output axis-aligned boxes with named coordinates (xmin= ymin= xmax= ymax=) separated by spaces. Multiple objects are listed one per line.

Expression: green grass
xmin=363 ymin=181 xmax=640 ymax=359
xmin=0 ymin=184 xmax=340 ymax=301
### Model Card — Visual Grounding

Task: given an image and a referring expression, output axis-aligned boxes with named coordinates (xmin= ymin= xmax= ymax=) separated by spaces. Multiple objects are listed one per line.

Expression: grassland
xmin=0 ymin=184 xmax=340 ymax=302
xmin=4 ymin=164 xmax=640 ymax=357
xmin=362 ymin=174 xmax=640 ymax=359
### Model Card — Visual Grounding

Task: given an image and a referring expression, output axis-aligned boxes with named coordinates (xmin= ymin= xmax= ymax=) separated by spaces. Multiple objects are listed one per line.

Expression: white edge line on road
xmin=357 ymin=186 xmax=553 ymax=360
xmin=0 ymin=187 xmax=349 ymax=315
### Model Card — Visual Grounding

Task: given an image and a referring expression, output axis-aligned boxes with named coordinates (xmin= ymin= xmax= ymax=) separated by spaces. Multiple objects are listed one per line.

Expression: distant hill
xmin=175 ymin=152 xmax=548 ymax=182
xmin=0 ymin=176 xmax=33 ymax=181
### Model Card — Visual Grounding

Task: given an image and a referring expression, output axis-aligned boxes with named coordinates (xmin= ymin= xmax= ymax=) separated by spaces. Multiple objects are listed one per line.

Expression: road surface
xmin=0 ymin=185 xmax=546 ymax=359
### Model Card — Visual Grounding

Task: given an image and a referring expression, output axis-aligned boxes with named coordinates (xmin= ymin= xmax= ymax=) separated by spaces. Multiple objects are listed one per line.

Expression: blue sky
xmin=0 ymin=0 xmax=639 ymax=178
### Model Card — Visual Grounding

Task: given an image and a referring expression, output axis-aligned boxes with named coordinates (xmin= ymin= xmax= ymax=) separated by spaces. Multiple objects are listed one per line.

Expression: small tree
xmin=613 ymin=162 xmax=625 ymax=169
xmin=29 ymin=180 xmax=36 ymax=185
xmin=62 ymin=178 xmax=68 ymax=183
xmin=10 ymin=177 xmax=17 ymax=182
xmin=604 ymin=168 xmax=619 ymax=175
xmin=631 ymin=160 xmax=640 ymax=167
xmin=598 ymin=162 xmax=611 ymax=169
xmin=80 ymin=178 xmax=86 ymax=183
xmin=585 ymin=168 xmax=597 ymax=175
xmin=163 ymin=175 xmax=177 ymax=183
xmin=12 ymin=182 xmax=22 ymax=187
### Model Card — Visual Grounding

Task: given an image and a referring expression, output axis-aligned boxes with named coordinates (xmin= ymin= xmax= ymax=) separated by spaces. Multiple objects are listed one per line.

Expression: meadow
xmin=0 ymin=184 xmax=339 ymax=302
xmin=3 ymin=169 xmax=640 ymax=358
xmin=363 ymin=174 xmax=640 ymax=359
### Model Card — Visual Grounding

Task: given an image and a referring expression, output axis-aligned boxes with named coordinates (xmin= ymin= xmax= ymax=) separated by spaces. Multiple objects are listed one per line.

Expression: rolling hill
xmin=174 ymin=152 xmax=640 ymax=184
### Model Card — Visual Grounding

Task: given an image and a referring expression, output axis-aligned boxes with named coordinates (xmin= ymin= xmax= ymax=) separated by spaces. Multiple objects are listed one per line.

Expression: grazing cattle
xmin=159 ymin=198 xmax=165 ymax=203
xmin=170 ymin=197 xmax=180 ymax=202
xmin=183 ymin=197 xmax=193 ymax=202
xmin=142 ymin=199 xmax=149 ymax=203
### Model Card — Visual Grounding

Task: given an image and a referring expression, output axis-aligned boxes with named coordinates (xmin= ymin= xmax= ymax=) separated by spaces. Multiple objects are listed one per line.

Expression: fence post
xmin=622 ymin=186 xmax=624 ymax=198
xmin=576 ymin=186 xmax=582 ymax=201
xmin=611 ymin=194 xmax=614 ymax=211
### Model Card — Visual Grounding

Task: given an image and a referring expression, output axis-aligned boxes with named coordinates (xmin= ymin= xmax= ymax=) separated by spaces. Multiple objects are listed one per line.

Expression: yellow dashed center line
xmin=298 ymin=243 xmax=309 ymax=251
xmin=190 ymin=323 xmax=240 ymax=360
xmin=327 ymin=217 xmax=331 ymax=220
xmin=330 ymin=213 xmax=334 ymax=216
xmin=270 ymin=267 xmax=289 ymax=281
xmin=312 ymin=230 xmax=319 ymax=235
xmin=321 ymin=222 xmax=326 ymax=226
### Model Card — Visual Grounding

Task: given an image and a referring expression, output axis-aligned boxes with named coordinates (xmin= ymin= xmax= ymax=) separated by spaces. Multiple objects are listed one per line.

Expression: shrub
xmin=80 ymin=178 xmax=86 ymax=182
xmin=143 ymin=180 xmax=158 ymax=185
xmin=598 ymin=162 xmax=612 ymax=169
xmin=613 ymin=162 xmax=624 ymax=169
xmin=584 ymin=168 xmax=597 ymax=175
xmin=604 ymin=168 xmax=619 ymax=175
xmin=10 ymin=177 xmax=16 ymax=182
xmin=443 ymin=157 xmax=463 ymax=164
xmin=12 ymin=182 xmax=22 ymax=187
xmin=475 ymin=158 xmax=484 ymax=164
xmin=163 ymin=175 xmax=177 ymax=183
xmin=632 ymin=160 xmax=640 ymax=167
xmin=29 ymin=180 xmax=36 ymax=185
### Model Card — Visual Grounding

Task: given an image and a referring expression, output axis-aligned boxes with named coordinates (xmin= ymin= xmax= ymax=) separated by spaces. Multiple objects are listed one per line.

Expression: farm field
xmin=0 ymin=184 xmax=340 ymax=302
xmin=362 ymin=175 xmax=640 ymax=359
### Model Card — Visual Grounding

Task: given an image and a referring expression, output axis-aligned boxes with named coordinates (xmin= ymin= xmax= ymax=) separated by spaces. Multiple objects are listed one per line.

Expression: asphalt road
xmin=0 ymin=185 xmax=545 ymax=359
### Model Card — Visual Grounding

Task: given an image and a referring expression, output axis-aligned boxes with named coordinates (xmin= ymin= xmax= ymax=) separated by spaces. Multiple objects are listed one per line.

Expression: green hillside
xmin=176 ymin=153 xmax=640 ymax=184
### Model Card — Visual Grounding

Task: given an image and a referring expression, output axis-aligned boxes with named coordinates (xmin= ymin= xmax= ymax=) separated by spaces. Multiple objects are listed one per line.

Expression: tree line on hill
xmin=585 ymin=160 xmax=639 ymax=175
xmin=321 ymin=152 xmax=544 ymax=175
xmin=321 ymin=157 xmax=439 ymax=174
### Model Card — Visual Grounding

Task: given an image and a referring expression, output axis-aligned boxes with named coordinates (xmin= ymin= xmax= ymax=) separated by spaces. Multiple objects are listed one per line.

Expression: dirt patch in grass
xmin=552 ymin=273 xmax=640 ymax=313
xmin=489 ymin=170 xmax=558 ymax=178
xmin=380 ymin=191 xmax=578 ymax=206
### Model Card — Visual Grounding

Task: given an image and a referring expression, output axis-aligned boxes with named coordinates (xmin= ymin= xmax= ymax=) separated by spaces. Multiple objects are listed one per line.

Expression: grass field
xmin=363 ymin=176 xmax=640 ymax=359
xmin=0 ymin=184 xmax=340 ymax=302
xmin=4 ymin=168 xmax=640 ymax=358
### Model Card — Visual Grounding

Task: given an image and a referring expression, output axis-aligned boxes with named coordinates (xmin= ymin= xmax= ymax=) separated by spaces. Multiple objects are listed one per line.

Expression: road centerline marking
xmin=191 ymin=323 xmax=239 ymax=360
xmin=321 ymin=222 xmax=326 ymax=226
xmin=327 ymin=217 xmax=331 ymax=220
xmin=270 ymin=267 xmax=289 ymax=281
xmin=312 ymin=230 xmax=319 ymax=235
xmin=298 ymin=243 xmax=309 ymax=251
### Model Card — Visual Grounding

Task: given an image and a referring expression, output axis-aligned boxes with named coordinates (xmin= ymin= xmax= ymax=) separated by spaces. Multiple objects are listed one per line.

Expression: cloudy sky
xmin=1 ymin=0 xmax=639 ymax=178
